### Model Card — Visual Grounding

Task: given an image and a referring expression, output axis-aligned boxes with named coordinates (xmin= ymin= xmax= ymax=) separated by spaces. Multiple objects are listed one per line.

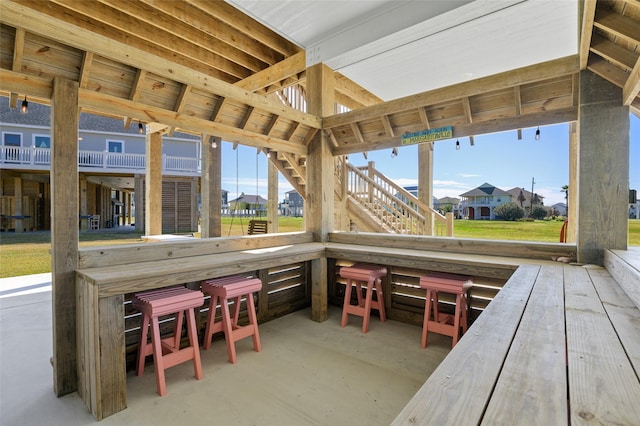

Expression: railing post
xmin=446 ymin=212 xmax=454 ymax=237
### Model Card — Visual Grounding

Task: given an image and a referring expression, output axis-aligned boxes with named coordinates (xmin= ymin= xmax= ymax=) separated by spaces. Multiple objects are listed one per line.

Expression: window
xmin=107 ymin=140 xmax=124 ymax=153
xmin=34 ymin=135 xmax=50 ymax=148
xmin=3 ymin=132 xmax=21 ymax=146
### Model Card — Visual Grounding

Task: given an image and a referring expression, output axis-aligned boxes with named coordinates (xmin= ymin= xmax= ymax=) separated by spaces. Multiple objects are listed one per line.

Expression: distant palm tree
xmin=561 ymin=185 xmax=569 ymax=215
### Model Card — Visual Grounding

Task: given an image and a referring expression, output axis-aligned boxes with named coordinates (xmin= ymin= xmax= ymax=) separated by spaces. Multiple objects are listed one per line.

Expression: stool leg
xmin=137 ymin=313 xmax=150 ymax=376
xmin=231 ymin=296 xmax=242 ymax=328
xmin=341 ymin=280 xmax=353 ymax=328
xmin=204 ymin=294 xmax=219 ymax=350
xmin=150 ymin=316 xmax=167 ymax=396
xmin=172 ymin=310 xmax=184 ymax=350
xmin=375 ymin=278 xmax=386 ymax=322
xmin=433 ymin=291 xmax=440 ymax=323
xmin=186 ymin=308 xmax=203 ymax=380
xmin=355 ymin=281 xmax=364 ymax=307
xmin=461 ymin=292 xmax=469 ymax=334
xmin=421 ymin=289 xmax=432 ymax=348
xmin=452 ymin=294 xmax=462 ymax=348
xmin=220 ymin=298 xmax=237 ymax=364
xmin=362 ymin=279 xmax=373 ymax=333
xmin=246 ymin=292 xmax=261 ymax=353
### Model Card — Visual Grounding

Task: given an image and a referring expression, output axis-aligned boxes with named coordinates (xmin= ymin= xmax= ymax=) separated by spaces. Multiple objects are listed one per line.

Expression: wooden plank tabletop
xmin=481 ymin=264 xmax=567 ymax=425
xmin=77 ymin=242 xmax=325 ymax=297
xmin=391 ymin=265 xmax=540 ymax=425
xmin=565 ymin=266 xmax=640 ymax=425
xmin=393 ymin=262 xmax=640 ymax=425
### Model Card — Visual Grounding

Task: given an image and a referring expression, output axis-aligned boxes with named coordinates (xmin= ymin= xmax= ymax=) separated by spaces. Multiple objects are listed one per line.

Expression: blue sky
xmin=221 ymin=114 xmax=639 ymax=206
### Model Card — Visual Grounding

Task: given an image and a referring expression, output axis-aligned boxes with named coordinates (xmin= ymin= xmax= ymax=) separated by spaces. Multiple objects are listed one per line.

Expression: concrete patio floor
xmin=0 ymin=273 xmax=450 ymax=425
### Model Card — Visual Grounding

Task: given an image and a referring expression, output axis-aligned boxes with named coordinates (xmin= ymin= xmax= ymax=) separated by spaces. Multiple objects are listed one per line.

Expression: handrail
xmin=345 ymin=161 xmax=453 ymax=236
xmin=0 ymin=146 xmax=199 ymax=174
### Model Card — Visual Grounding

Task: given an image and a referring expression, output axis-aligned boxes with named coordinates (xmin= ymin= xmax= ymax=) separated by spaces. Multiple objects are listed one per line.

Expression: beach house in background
xmin=459 ymin=183 xmax=513 ymax=220
xmin=280 ymin=190 xmax=304 ymax=217
xmin=228 ymin=194 xmax=268 ymax=216
xmin=0 ymin=98 xmax=201 ymax=233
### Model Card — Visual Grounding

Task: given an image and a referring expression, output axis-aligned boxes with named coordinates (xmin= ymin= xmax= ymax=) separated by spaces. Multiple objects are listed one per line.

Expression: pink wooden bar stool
xmin=201 ymin=275 xmax=262 ymax=364
xmin=420 ymin=272 xmax=473 ymax=348
xmin=339 ymin=263 xmax=387 ymax=333
xmin=132 ymin=286 xmax=205 ymax=396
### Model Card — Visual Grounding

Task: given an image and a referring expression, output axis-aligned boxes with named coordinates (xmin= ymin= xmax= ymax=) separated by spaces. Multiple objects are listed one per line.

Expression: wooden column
xmin=567 ymin=122 xmax=578 ymax=243
xmin=134 ymin=174 xmax=143 ymax=232
xmin=51 ymin=77 xmax=79 ymax=396
xmin=145 ymin=131 xmax=162 ymax=235
xmin=14 ymin=176 xmax=22 ymax=232
xmin=577 ymin=70 xmax=629 ymax=264
xmin=305 ymin=63 xmax=334 ymax=322
xmin=268 ymin=159 xmax=279 ymax=233
xmin=201 ymin=135 xmax=222 ymax=238
xmin=418 ymin=142 xmax=434 ymax=235
xmin=79 ymin=177 xmax=88 ymax=231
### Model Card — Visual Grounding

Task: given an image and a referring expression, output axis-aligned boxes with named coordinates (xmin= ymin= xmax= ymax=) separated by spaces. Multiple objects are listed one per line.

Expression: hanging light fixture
xmin=138 ymin=121 xmax=144 ymax=134
xmin=20 ymin=96 xmax=28 ymax=113
xmin=211 ymin=140 xmax=217 ymax=149
xmin=266 ymin=148 xmax=271 ymax=158
xmin=535 ymin=127 xmax=540 ymax=140
xmin=455 ymin=139 xmax=460 ymax=150
xmin=391 ymin=147 xmax=398 ymax=158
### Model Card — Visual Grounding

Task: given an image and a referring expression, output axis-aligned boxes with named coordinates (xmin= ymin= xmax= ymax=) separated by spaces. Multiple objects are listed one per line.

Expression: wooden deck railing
xmin=1 ymin=146 xmax=199 ymax=174
xmin=344 ymin=162 xmax=453 ymax=236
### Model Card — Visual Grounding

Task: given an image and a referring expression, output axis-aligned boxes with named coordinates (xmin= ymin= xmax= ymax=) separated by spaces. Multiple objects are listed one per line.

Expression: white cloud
xmin=459 ymin=173 xmax=481 ymax=178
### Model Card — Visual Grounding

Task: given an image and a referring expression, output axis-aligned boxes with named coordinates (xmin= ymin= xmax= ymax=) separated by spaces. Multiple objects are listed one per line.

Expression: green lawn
xmin=1 ymin=218 xmax=638 ymax=278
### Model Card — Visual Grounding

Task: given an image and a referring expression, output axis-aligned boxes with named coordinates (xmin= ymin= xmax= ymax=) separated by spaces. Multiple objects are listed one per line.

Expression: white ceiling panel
xmin=226 ymin=0 xmax=578 ymax=101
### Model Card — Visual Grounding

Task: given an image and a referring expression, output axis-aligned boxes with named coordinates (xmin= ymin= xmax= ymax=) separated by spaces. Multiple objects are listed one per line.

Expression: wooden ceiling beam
xmin=623 ymin=56 xmax=640 ymax=105
xmin=137 ymin=0 xmax=282 ymax=66
xmin=1 ymin=1 xmax=321 ymax=129
xmin=332 ymin=107 xmax=577 ymax=156
xmin=9 ymin=26 xmax=25 ymax=108
xmin=48 ymin=0 xmax=252 ymax=80
xmin=189 ymin=0 xmax=300 ymax=58
xmin=0 ymin=69 xmax=309 ymax=155
xmin=78 ymin=52 xmax=94 ymax=89
xmin=514 ymin=86 xmax=522 ymax=139
xmin=235 ymin=52 xmax=306 ymax=92
xmin=324 ymin=55 xmax=579 ymax=129
xmin=587 ymin=56 xmax=631 ymax=88
xmin=594 ymin=8 xmax=640 ymax=46
xmin=381 ymin=115 xmax=395 ymax=137
xmin=417 ymin=107 xmax=430 ymax=129
xmin=590 ymin=33 xmax=638 ymax=72
xmin=334 ymin=72 xmax=383 ymax=107
xmin=579 ymin=0 xmax=597 ymax=70
xmin=462 ymin=97 xmax=473 ymax=123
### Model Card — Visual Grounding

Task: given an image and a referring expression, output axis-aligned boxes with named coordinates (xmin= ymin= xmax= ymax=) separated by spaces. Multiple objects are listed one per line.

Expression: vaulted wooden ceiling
xmin=0 ymin=0 xmax=638 ymax=158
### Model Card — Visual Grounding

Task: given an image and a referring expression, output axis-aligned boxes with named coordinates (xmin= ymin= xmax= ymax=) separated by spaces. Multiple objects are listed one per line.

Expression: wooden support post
xmin=418 ymin=142 xmax=434 ymax=235
xmin=145 ymin=131 xmax=162 ymax=235
xmin=134 ymin=174 xmax=143 ymax=232
xmin=306 ymin=63 xmax=335 ymax=322
xmin=14 ymin=177 xmax=22 ymax=232
xmin=201 ymin=135 xmax=222 ymax=238
xmin=79 ymin=177 xmax=88 ymax=231
xmin=268 ymin=159 xmax=278 ymax=233
xmin=51 ymin=76 xmax=79 ymax=396
xmin=567 ymin=122 xmax=578 ymax=243
xmin=577 ymin=70 xmax=629 ymax=264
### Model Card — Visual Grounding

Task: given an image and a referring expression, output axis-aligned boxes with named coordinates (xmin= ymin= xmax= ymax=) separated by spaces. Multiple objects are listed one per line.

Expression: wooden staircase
xmin=269 ymin=85 xmax=453 ymax=236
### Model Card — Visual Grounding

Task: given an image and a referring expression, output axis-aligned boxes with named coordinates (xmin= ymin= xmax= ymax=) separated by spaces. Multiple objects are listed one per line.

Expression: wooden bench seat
xmin=392 ymin=263 xmax=640 ymax=425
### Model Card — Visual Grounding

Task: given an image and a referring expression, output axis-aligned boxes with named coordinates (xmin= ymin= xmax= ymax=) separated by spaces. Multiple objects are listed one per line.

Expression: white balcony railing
xmin=1 ymin=146 xmax=199 ymax=174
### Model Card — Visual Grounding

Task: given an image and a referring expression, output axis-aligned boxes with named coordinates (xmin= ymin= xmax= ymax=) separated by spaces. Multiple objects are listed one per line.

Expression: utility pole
xmin=530 ymin=177 xmax=536 ymax=216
